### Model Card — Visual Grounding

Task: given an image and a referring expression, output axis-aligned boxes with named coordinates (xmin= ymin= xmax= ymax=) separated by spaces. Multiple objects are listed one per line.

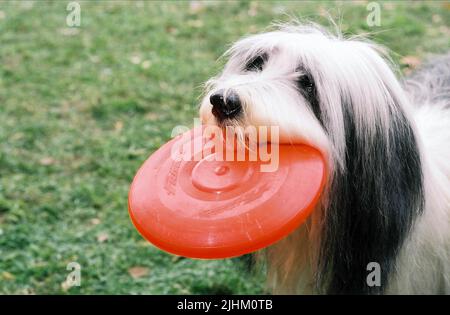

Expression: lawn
xmin=0 ymin=0 xmax=449 ymax=294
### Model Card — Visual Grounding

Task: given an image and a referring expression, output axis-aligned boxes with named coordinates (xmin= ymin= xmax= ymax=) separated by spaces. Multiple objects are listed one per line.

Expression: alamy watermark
xmin=366 ymin=262 xmax=381 ymax=287
xmin=170 ymin=119 xmax=280 ymax=173
xmin=62 ymin=261 xmax=81 ymax=290
xmin=366 ymin=2 xmax=381 ymax=27
xmin=66 ymin=1 xmax=81 ymax=27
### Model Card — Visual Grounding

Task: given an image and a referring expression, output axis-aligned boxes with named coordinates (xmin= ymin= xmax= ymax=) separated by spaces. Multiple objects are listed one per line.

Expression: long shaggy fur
xmin=199 ymin=23 xmax=450 ymax=294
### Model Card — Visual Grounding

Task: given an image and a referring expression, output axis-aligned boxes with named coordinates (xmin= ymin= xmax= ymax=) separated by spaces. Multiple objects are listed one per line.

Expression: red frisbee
xmin=128 ymin=127 xmax=326 ymax=259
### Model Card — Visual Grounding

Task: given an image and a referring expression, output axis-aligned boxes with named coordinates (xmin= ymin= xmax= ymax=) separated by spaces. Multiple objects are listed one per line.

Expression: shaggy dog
xmin=199 ymin=23 xmax=450 ymax=294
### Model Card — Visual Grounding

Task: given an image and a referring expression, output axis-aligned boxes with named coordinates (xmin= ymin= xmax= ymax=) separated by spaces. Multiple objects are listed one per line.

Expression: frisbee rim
xmin=128 ymin=130 xmax=327 ymax=259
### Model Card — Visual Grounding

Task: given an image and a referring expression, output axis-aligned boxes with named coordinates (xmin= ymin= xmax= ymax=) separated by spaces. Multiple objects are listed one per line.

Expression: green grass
xmin=0 ymin=0 xmax=449 ymax=294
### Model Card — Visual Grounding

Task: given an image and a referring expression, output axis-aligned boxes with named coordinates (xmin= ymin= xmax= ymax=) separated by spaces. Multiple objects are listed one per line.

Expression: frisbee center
xmin=214 ymin=165 xmax=229 ymax=176
xmin=191 ymin=156 xmax=250 ymax=193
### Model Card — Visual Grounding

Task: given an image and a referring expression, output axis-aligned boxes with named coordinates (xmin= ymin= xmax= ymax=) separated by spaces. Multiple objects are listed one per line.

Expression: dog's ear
xmin=315 ymin=42 xmax=424 ymax=294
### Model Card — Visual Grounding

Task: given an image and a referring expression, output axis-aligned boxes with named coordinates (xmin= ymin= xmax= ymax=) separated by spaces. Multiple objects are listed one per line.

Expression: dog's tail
xmin=404 ymin=53 xmax=450 ymax=108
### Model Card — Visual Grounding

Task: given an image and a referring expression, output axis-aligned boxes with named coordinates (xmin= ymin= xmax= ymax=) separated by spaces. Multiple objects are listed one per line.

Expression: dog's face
xmin=200 ymin=29 xmax=335 ymax=152
xmin=199 ymin=26 xmax=401 ymax=161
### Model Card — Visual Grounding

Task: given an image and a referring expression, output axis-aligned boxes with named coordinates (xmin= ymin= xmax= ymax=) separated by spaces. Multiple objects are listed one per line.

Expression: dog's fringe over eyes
xmin=199 ymin=22 xmax=450 ymax=294
xmin=245 ymin=53 xmax=268 ymax=72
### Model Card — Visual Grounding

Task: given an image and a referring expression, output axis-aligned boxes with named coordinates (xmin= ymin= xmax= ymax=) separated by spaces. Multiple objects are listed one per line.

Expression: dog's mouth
xmin=211 ymin=107 xmax=240 ymax=121
xmin=215 ymin=117 xmax=238 ymax=129
xmin=211 ymin=106 xmax=242 ymax=125
xmin=212 ymin=111 xmax=243 ymax=129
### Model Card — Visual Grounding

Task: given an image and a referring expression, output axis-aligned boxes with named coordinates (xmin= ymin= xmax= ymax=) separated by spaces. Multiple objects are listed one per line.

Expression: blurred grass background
xmin=0 ymin=0 xmax=449 ymax=294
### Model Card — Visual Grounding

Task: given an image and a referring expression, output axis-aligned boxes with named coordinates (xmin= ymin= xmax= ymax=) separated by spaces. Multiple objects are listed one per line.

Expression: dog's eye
xmin=296 ymin=71 xmax=321 ymax=124
xmin=245 ymin=54 xmax=266 ymax=72
xmin=297 ymin=74 xmax=315 ymax=95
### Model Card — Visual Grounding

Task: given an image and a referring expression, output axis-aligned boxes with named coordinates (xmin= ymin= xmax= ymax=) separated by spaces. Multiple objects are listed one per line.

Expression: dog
xmin=199 ymin=23 xmax=450 ymax=294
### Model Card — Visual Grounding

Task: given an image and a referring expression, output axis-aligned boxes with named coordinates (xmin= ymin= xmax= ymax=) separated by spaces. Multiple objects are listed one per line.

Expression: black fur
xmin=316 ymin=95 xmax=424 ymax=294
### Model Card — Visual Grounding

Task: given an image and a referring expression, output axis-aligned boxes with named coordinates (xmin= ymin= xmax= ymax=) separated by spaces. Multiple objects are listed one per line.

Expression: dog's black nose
xmin=210 ymin=90 xmax=241 ymax=121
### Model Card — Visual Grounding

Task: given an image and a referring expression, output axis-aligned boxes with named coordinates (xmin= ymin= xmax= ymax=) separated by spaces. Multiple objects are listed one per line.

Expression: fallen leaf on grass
xmin=165 ymin=26 xmax=178 ymax=35
xmin=145 ymin=113 xmax=159 ymax=121
xmin=10 ymin=132 xmax=24 ymax=141
xmin=141 ymin=60 xmax=152 ymax=69
xmin=401 ymin=56 xmax=421 ymax=69
xmin=39 ymin=157 xmax=55 ymax=166
xmin=128 ymin=266 xmax=150 ymax=279
xmin=90 ymin=218 xmax=101 ymax=225
xmin=129 ymin=54 xmax=141 ymax=65
xmin=96 ymin=232 xmax=109 ymax=243
xmin=2 ymin=271 xmax=15 ymax=280
xmin=114 ymin=120 xmax=123 ymax=132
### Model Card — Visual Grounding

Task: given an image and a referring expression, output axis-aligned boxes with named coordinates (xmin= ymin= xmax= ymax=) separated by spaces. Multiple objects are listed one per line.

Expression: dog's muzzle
xmin=210 ymin=89 xmax=242 ymax=121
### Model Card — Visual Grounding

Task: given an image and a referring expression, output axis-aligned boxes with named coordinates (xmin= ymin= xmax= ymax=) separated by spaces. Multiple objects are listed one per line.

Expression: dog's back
xmin=391 ymin=55 xmax=450 ymax=294
xmin=407 ymin=53 xmax=450 ymax=176
xmin=405 ymin=53 xmax=450 ymax=107
xmin=408 ymin=54 xmax=450 ymax=180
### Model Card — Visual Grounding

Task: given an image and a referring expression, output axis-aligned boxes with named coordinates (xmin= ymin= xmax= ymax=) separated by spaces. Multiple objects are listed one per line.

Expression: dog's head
xmin=199 ymin=24 xmax=408 ymax=167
